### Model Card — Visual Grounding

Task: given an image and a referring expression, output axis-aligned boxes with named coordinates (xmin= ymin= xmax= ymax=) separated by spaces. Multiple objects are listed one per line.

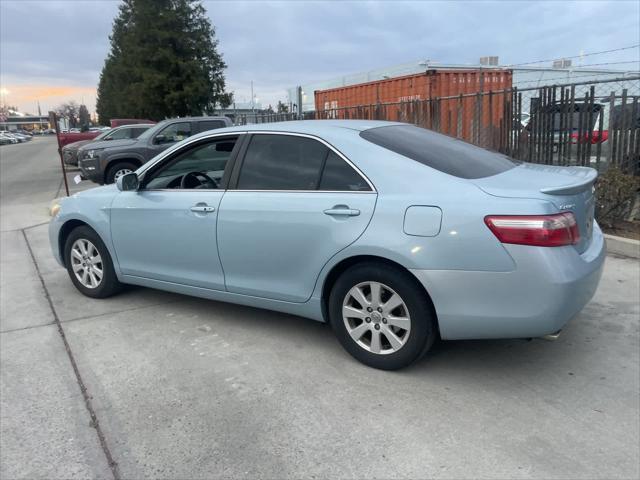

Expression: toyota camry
xmin=49 ymin=121 xmax=605 ymax=370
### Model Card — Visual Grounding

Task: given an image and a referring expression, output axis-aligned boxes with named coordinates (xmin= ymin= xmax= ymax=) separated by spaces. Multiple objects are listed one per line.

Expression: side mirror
xmin=154 ymin=134 xmax=167 ymax=145
xmin=116 ymin=172 xmax=139 ymax=191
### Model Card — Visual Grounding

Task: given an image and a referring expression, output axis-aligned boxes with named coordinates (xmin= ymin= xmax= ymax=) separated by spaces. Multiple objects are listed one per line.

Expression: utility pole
xmin=49 ymin=111 xmax=70 ymax=197
xmin=251 ymin=81 xmax=254 ymax=113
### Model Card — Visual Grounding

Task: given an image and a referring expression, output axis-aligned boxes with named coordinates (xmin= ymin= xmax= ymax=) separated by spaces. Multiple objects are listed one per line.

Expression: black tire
xmin=328 ymin=262 xmax=436 ymax=370
xmin=64 ymin=226 xmax=122 ymax=298
xmin=105 ymin=161 xmax=137 ymax=184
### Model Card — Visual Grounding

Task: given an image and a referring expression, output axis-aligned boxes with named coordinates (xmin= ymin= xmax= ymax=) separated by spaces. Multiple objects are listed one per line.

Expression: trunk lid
xmin=473 ymin=163 xmax=597 ymax=253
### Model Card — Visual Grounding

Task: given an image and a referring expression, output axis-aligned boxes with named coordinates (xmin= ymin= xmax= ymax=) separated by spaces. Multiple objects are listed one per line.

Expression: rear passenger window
xmin=237 ymin=135 xmax=327 ymax=190
xmin=319 ymin=152 xmax=370 ymax=191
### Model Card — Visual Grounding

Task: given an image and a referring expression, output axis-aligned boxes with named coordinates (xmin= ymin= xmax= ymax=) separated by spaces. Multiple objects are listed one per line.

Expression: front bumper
xmin=411 ymin=223 xmax=606 ymax=340
xmin=49 ymin=214 xmax=65 ymax=267
xmin=78 ymin=158 xmax=102 ymax=183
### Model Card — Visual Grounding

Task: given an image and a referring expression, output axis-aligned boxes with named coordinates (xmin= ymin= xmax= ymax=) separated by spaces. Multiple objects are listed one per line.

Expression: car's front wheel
xmin=64 ymin=226 xmax=122 ymax=298
xmin=105 ymin=161 xmax=137 ymax=184
xmin=329 ymin=262 xmax=436 ymax=370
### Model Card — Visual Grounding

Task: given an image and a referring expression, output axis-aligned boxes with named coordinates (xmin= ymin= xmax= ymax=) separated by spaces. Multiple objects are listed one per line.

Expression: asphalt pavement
xmin=1 ymin=137 xmax=639 ymax=479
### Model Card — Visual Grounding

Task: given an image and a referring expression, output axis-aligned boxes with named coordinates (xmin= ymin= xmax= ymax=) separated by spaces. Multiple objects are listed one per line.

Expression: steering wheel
xmin=180 ymin=171 xmax=218 ymax=189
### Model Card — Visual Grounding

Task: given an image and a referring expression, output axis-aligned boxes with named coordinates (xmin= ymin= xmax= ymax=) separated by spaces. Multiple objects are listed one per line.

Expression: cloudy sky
xmin=1 ymin=0 xmax=639 ymax=115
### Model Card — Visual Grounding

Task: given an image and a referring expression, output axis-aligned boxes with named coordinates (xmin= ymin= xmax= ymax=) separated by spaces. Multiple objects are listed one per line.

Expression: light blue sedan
xmin=49 ymin=121 xmax=605 ymax=370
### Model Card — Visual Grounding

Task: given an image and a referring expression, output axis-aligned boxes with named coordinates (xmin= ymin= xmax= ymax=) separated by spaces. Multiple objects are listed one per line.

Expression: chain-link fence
xmin=239 ymin=76 xmax=640 ymax=175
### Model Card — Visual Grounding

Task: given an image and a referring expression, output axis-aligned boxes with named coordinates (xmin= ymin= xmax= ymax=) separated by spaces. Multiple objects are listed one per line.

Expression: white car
xmin=0 ymin=132 xmax=20 ymax=144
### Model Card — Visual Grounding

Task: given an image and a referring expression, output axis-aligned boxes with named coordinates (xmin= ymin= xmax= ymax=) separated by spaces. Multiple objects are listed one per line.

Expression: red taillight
xmin=484 ymin=212 xmax=580 ymax=247
xmin=593 ymin=130 xmax=608 ymax=143
xmin=570 ymin=131 xmax=608 ymax=144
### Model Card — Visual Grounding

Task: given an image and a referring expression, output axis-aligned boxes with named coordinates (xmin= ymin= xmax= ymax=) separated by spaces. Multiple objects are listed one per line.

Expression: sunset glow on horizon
xmin=0 ymin=84 xmax=98 ymax=115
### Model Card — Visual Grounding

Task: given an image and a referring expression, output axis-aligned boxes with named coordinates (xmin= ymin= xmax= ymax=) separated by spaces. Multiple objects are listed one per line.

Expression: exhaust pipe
xmin=541 ymin=330 xmax=562 ymax=341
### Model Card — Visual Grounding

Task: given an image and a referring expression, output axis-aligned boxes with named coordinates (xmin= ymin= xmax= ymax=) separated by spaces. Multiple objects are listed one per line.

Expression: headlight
xmin=50 ymin=201 xmax=62 ymax=217
xmin=86 ymin=148 xmax=104 ymax=159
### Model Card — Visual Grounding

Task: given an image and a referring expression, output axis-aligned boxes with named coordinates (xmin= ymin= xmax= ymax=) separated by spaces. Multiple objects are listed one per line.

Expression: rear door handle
xmin=190 ymin=205 xmax=215 ymax=213
xmin=324 ymin=207 xmax=360 ymax=217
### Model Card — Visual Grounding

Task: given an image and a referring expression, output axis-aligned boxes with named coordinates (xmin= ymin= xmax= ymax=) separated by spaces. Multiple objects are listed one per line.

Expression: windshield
xmin=95 ymin=129 xmax=112 ymax=140
xmin=360 ymin=125 xmax=517 ymax=179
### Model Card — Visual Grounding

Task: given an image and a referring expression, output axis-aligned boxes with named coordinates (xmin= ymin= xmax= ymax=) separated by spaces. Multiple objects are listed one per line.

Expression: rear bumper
xmin=411 ymin=223 xmax=606 ymax=340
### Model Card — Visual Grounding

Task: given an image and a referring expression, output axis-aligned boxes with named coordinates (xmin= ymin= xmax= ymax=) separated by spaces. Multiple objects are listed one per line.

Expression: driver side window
xmin=154 ymin=122 xmax=192 ymax=145
xmin=144 ymin=137 xmax=238 ymax=190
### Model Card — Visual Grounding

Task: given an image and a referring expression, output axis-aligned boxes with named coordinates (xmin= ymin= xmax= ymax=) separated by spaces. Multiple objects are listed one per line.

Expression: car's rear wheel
xmin=105 ymin=161 xmax=136 ymax=184
xmin=64 ymin=226 xmax=122 ymax=298
xmin=328 ymin=262 xmax=436 ymax=370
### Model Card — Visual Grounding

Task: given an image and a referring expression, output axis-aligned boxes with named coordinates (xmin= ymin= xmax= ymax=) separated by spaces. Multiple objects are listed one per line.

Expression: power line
xmin=512 ymin=71 xmax=639 ymax=86
xmin=503 ymin=44 xmax=640 ymax=68
xmin=571 ymin=60 xmax=640 ymax=68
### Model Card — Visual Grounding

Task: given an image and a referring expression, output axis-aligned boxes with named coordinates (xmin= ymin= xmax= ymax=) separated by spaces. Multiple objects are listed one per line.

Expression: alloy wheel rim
xmin=113 ymin=168 xmax=132 ymax=181
xmin=70 ymin=239 xmax=103 ymax=289
xmin=342 ymin=281 xmax=411 ymax=355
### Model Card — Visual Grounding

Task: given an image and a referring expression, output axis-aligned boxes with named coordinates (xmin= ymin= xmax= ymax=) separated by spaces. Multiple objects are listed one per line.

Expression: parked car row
xmin=77 ymin=116 xmax=231 ymax=184
xmin=0 ymin=130 xmax=33 ymax=145
xmin=63 ymin=123 xmax=155 ymax=166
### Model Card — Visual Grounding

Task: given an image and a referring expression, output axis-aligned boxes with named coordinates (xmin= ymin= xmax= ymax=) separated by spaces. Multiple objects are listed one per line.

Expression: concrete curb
xmin=605 ymin=234 xmax=640 ymax=259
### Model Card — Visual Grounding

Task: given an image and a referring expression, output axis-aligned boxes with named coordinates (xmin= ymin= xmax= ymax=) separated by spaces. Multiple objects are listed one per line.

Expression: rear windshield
xmin=360 ymin=125 xmax=517 ymax=179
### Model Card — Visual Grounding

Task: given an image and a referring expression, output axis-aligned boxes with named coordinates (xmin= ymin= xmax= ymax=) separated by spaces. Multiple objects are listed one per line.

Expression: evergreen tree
xmin=96 ymin=0 xmax=229 ymax=124
xmin=78 ymin=105 xmax=91 ymax=130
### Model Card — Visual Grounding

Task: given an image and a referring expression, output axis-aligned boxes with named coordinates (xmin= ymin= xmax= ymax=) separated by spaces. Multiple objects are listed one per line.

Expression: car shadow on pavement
xmin=111 ymin=284 xmax=595 ymax=378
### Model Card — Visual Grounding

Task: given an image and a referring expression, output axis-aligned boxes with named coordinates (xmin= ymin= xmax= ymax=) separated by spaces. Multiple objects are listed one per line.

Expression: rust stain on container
xmin=314 ymin=69 xmax=513 ymax=142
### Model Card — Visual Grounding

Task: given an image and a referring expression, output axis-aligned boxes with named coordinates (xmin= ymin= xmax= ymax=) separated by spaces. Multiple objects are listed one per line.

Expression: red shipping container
xmin=314 ymin=69 xmax=513 ymax=143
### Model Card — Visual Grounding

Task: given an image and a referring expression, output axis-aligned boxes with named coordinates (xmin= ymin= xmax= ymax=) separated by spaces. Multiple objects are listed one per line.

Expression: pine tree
xmin=96 ymin=0 xmax=229 ymax=124
xmin=78 ymin=105 xmax=91 ymax=130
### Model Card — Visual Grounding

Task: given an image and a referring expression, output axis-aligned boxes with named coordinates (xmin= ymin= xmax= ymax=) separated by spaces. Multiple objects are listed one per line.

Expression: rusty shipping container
xmin=314 ymin=69 xmax=513 ymax=143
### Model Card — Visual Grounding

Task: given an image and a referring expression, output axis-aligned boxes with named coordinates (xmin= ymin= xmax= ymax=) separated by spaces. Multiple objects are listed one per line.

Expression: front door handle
xmin=190 ymin=204 xmax=215 ymax=213
xmin=323 ymin=206 xmax=360 ymax=217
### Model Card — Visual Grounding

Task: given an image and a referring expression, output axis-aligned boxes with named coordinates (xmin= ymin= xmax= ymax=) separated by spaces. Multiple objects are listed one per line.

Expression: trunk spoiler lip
xmin=539 ymin=168 xmax=598 ymax=196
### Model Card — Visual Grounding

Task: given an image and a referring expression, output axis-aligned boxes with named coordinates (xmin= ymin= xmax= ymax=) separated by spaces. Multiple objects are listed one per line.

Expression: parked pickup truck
xmin=78 ymin=116 xmax=232 ymax=184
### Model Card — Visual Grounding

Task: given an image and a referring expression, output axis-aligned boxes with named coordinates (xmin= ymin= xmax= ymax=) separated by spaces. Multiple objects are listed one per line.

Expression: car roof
xmin=115 ymin=123 xmax=155 ymax=128
xmin=194 ymin=120 xmax=403 ymax=137
xmin=161 ymin=116 xmax=229 ymax=123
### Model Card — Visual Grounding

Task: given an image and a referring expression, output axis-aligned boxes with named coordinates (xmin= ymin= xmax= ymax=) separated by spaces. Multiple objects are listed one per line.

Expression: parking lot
xmin=1 ymin=137 xmax=639 ymax=479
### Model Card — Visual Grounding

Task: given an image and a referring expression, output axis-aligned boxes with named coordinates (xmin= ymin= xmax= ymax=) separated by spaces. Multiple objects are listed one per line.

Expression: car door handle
xmin=190 ymin=205 xmax=215 ymax=213
xmin=323 ymin=207 xmax=360 ymax=217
